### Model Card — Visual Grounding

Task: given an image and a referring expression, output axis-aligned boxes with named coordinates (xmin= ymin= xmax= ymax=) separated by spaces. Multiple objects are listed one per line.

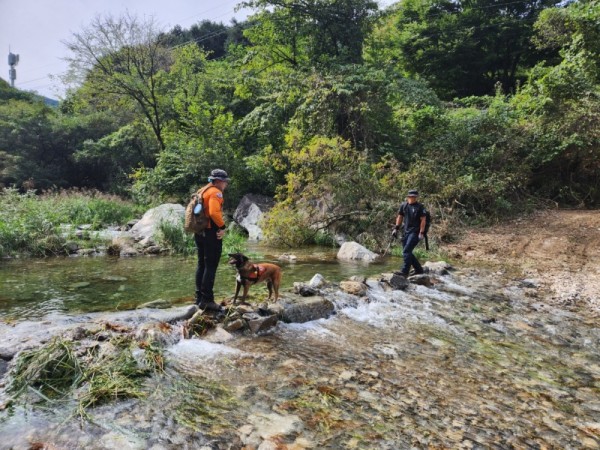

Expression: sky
xmin=0 ymin=0 xmax=393 ymax=100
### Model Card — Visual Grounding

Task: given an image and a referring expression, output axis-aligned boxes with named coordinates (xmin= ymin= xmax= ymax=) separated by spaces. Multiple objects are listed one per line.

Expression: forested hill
xmin=1 ymin=0 xmax=598 ymax=247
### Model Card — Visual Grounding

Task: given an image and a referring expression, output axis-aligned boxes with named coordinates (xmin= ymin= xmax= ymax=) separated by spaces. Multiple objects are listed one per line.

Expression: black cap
xmin=407 ymin=190 xmax=419 ymax=197
xmin=209 ymin=169 xmax=230 ymax=182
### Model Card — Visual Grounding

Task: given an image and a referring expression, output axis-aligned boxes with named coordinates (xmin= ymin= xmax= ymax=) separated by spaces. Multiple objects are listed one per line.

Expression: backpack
xmin=424 ymin=209 xmax=432 ymax=235
xmin=184 ymin=185 xmax=214 ymax=234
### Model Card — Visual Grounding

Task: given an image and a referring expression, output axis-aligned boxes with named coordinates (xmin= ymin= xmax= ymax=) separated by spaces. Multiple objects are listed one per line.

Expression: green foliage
xmin=0 ymin=189 xmax=140 ymax=257
xmin=369 ymin=0 xmax=562 ymax=98
xmin=242 ymin=0 xmax=378 ymax=67
xmin=262 ymin=135 xmax=394 ymax=248
xmin=156 ymin=220 xmax=196 ymax=256
xmin=222 ymin=228 xmax=249 ymax=255
xmin=2 ymin=0 xmax=600 ymax=244
xmin=156 ymin=219 xmax=248 ymax=256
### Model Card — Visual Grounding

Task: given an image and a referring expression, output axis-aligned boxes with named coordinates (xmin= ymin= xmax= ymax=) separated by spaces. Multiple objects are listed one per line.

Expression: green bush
xmin=0 ymin=189 xmax=141 ymax=257
xmin=156 ymin=219 xmax=248 ymax=256
xmin=156 ymin=220 xmax=196 ymax=256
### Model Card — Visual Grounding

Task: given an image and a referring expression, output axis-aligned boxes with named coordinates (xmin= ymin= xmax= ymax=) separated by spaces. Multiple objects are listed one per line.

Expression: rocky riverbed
xmin=0 ymin=260 xmax=599 ymax=449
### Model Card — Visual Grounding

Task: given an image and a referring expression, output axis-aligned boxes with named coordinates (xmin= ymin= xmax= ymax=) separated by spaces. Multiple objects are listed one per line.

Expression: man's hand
xmin=418 ymin=232 xmax=424 ymax=241
xmin=391 ymin=228 xmax=399 ymax=238
xmin=217 ymin=229 xmax=226 ymax=240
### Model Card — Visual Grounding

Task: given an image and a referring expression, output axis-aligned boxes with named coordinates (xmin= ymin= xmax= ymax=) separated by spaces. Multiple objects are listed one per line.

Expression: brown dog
xmin=227 ymin=253 xmax=282 ymax=303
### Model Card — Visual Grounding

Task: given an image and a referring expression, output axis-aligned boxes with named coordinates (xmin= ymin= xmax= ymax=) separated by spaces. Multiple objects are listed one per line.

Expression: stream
xmin=0 ymin=247 xmax=599 ymax=449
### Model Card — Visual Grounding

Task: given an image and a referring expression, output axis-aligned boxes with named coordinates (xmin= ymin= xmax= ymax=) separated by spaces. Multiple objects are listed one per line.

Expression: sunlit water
xmin=1 ymin=249 xmax=599 ymax=449
xmin=0 ymin=245 xmax=396 ymax=321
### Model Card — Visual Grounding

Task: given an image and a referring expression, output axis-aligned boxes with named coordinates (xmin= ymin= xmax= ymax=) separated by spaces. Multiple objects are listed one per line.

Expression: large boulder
xmin=130 ymin=203 xmax=185 ymax=246
xmin=233 ymin=194 xmax=274 ymax=240
xmin=337 ymin=242 xmax=380 ymax=262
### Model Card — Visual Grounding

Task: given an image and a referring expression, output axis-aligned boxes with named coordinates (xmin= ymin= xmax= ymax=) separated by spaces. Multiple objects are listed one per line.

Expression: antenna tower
xmin=8 ymin=49 xmax=19 ymax=88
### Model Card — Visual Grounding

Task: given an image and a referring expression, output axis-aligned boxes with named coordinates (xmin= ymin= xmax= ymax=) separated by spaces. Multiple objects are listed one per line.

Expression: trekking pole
xmin=382 ymin=235 xmax=395 ymax=257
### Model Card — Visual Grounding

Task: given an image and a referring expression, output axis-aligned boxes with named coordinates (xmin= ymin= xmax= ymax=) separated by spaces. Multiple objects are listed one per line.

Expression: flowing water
xmin=1 ymin=249 xmax=599 ymax=449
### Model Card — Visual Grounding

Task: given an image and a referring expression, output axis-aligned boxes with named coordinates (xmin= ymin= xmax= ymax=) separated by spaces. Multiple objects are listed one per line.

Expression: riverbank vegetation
xmin=0 ymin=189 xmax=141 ymax=257
xmin=1 ymin=0 xmax=598 ymax=252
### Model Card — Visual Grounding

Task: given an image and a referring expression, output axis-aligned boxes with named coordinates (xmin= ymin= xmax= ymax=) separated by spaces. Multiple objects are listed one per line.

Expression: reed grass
xmin=0 ymin=188 xmax=141 ymax=257
xmin=6 ymin=333 xmax=165 ymax=419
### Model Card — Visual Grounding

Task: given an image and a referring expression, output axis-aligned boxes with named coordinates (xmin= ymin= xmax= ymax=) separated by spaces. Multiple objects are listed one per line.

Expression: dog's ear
xmin=242 ymin=255 xmax=249 ymax=263
xmin=228 ymin=253 xmax=236 ymax=258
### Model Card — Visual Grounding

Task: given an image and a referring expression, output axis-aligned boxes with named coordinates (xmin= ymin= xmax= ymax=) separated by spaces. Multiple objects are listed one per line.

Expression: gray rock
xmin=224 ymin=319 xmax=245 ymax=332
xmin=279 ymin=295 xmax=335 ymax=323
xmin=423 ymin=261 xmax=453 ymax=275
xmin=204 ymin=327 xmax=235 ymax=343
xmin=308 ymin=273 xmax=328 ymax=289
xmin=120 ymin=246 xmax=139 ymax=257
xmin=135 ymin=322 xmax=177 ymax=347
xmin=408 ymin=274 xmax=434 ymax=287
xmin=137 ymin=299 xmax=172 ymax=309
xmin=0 ymin=347 xmax=15 ymax=361
xmin=130 ymin=203 xmax=185 ymax=246
xmin=339 ymin=280 xmax=367 ymax=296
xmin=64 ymin=241 xmax=80 ymax=254
xmin=389 ymin=274 xmax=409 ymax=290
xmin=334 ymin=233 xmax=349 ymax=246
xmin=278 ymin=253 xmax=297 ymax=262
xmin=349 ymin=275 xmax=367 ymax=283
xmin=144 ymin=245 xmax=162 ymax=255
xmin=293 ymin=282 xmax=318 ymax=297
xmin=247 ymin=314 xmax=278 ymax=334
xmin=233 ymin=194 xmax=275 ymax=240
xmin=337 ymin=242 xmax=379 ymax=262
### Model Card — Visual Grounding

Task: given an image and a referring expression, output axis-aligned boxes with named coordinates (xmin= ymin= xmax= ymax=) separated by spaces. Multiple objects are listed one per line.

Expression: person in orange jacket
xmin=194 ymin=169 xmax=230 ymax=311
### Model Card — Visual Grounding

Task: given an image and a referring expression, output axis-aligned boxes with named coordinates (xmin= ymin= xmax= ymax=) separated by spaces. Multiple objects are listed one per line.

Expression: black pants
xmin=194 ymin=228 xmax=222 ymax=303
xmin=401 ymin=231 xmax=423 ymax=275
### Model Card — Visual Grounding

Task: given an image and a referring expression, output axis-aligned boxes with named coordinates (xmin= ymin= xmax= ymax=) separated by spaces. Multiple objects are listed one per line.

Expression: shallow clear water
xmin=1 ymin=249 xmax=599 ymax=449
xmin=0 ymin=244 xmax=400 ymax=321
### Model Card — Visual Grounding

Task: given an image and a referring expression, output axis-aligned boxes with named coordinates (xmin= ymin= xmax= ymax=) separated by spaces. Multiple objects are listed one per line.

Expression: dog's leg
xmin=273 ymin=271 xmax=281 ymax=301
xmin=267 ymin=280 xmax=273 ymax=300
xmin=233 ymin=279 xmax=242 ymax=305
xmin=241 ymin=283 xmax=250 ymax=302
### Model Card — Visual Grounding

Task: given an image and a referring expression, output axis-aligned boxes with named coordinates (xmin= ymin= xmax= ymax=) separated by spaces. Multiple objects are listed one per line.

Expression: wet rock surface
xmin=1 ymin=262 xmax=599 ymax=449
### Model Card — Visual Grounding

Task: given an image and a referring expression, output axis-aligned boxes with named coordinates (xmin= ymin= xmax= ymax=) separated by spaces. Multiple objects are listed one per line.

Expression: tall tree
xmin=63 ymin=13 xmax=171 ymax=149
xmin=242 ymin=0 xmax=378 ymax=68
xmin=369 ymin=0 xmax=563 ymax=98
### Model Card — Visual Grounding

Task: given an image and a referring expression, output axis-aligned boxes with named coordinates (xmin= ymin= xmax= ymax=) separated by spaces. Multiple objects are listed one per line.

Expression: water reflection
xmin=0 ymin=247 xmax=401 ymax=321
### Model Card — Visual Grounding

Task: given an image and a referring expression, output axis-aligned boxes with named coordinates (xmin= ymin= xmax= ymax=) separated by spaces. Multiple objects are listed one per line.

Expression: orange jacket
xmin=198 ymin=183 xmax=225 ymax=229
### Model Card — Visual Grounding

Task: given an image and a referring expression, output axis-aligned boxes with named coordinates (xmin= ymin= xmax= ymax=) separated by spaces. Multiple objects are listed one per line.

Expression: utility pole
xmin=8 ymin=50 xmax=19 ymax=88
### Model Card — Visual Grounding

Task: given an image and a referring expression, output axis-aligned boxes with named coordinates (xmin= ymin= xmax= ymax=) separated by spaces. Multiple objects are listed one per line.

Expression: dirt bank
xmin=443 ymin=209 xmax=600 ymax=314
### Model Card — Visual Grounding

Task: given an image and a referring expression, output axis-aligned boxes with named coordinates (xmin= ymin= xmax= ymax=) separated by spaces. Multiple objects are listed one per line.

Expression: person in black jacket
xmin=392 ymin=190 xmax=427 ymax=276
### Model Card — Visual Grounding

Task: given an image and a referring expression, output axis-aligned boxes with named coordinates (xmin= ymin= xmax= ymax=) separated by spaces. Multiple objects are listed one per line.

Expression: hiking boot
xmin=197 ymin=300 xmax=223 ymax=312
